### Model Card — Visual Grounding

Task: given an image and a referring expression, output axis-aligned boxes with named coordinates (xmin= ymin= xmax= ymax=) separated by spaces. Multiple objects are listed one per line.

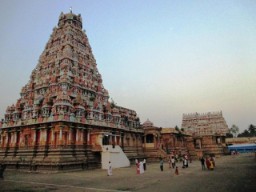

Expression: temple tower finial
xmin=70 ymin=6 xmax=72 ymax=13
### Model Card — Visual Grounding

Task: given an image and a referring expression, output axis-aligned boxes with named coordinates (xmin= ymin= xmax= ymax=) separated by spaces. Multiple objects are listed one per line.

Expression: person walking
xmin=107 ymin=161 xmax=112 ymax=176
xmin=182 ymin=157 xmax=187 ymax=168
xmin=209 ymin=159 xmax=214 ymax=170
xmin=0 ymin=164 xmax=6 ymax=180
xmin=160 ymin=157 xmax=164 ymax=171
xmin=136 ymin=159 xmax=140 ymax=174
xmin=143 ymin=158 xmax=147 ymax=171
xmin=206 ymin=157 xmax=210 ymax=170
xmin=139 ymin=161 xmax=144 ymax=174
xmin=171 ymin=156 xmax=176 ymax=169
xmin=168 ymin=156 xmax=171 ymax=168
xmin=184 ymin=155 xmax=189 ymax=168
xmin=175 ymin=166 xmax=179 ymax=175
xmin=200 ymin=157 xmax=206 ymax=170
xmin=210 ymin=156 xmax=215 ymax=167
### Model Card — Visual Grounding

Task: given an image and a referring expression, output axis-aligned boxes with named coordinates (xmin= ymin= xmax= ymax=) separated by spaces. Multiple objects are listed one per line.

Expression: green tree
xmin=238 ymin=124 xmax=256 ymax=137
xmin=238 ymin=130 xmax=250 ymax=137
xmin=229 ymin=125 xmax=239 ymax=137
xmin=226 ymin=132 xmax=233 ymax=138
xmin=248 ymin=124 xmax=256 ymax=136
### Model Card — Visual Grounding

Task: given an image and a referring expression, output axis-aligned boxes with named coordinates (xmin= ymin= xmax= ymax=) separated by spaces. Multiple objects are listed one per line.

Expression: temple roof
xmin=142 ymin=119 xmax=154 ymax=127
xmin=58 ymin=11 xmax=83 ymax=29
xmin=161 ymin=128 xmax=177 ymax=134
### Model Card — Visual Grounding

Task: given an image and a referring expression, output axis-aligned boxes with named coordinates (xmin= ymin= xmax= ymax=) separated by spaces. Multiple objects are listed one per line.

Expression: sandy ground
xmin=0 ymin=153 xmax=255 ymax=192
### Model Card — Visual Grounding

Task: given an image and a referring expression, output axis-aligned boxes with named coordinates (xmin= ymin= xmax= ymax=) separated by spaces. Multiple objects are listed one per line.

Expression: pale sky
xmin=0 ymin=0 xmax=255 ymax=132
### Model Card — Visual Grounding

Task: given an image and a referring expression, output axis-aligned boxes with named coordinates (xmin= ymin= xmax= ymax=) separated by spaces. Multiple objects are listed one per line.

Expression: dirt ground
xmin=0 ymin=153 xmax=255 ymax=192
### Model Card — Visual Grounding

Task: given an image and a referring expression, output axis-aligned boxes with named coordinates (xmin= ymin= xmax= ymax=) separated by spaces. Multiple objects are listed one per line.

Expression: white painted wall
xmin=101 ymin=145 xmax=130 ymax=169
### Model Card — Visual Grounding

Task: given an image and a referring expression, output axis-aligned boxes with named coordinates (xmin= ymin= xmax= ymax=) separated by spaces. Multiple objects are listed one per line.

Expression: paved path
xmin=0 ymin=153 xmax=255 ymax=192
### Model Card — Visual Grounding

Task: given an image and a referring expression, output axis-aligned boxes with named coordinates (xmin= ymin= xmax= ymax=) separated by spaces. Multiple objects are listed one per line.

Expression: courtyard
xmin=0 ymin=153 xmax=255 ymax=192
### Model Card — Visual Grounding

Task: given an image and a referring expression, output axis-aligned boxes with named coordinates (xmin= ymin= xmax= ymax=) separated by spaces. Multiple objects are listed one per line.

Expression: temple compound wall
xmin=182 ymin=111 xmax=229 ymax=157
xmin=0 ymin=11 xmax=144 ymax=172
xmin=226 ymin=137 xmax=256 ymax=145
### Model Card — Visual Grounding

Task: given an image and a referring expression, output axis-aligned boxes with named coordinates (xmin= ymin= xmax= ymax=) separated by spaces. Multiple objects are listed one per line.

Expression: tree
xmin=175 ymin=125 xmax=179 ymax=132
xmin=248 ymin=124 xmax=256 ymax=137
xmin=226 ymin=132 xmax=233 ymax=138
xmin=238 ymin=130 xmax=250 ymax=137
xmin=229 ymin=125 xmax=239 ymax=137
xmin=238 ymin=124 xmax=256 ymax=137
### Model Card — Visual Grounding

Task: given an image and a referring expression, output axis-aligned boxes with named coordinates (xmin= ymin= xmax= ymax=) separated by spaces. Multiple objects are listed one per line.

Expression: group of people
xmin=168 ymin=156 xmax=176 ymax=169
xmin=108 ymin=154 xmax=215 ymax=177
xmin=108 ymin=158 xmax=147 ymax=176
xmin=158 ymin=153 xmax=190 ymax=175
xmin=167 ymin=154 xmax=190 ymax=169
xmin=231 ymin=150 xmax=239 ymax=155
xmin=181 ymin=155 xmax=189 ymax=168
xmin=135 ymin=159 xmax=146 ymax=174
xmin=200 ymin=156 xmax=215 ymax=170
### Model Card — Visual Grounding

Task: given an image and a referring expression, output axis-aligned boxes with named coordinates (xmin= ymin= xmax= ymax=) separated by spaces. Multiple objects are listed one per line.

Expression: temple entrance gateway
xmin=102 ymin=134 xmax=109 ymax=145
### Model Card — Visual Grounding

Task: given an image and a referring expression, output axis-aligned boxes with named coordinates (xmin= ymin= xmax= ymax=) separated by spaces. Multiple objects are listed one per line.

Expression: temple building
xmin=0 ymin=11 xmax=230 ymax=171
xmin=181 ymin=111 xmax=229 ymax=157
xmin=141 ymin=119 xmax=196 ymax=161
xmin=0 ymin=11 xmax=143 ymax=171
xmin=182 ymin=111 xmax=229 ymax=136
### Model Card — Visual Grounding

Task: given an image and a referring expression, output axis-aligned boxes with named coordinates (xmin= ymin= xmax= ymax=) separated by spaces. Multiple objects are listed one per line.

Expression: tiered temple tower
xmin=181 ymin=111 xmax=229 ymax=136
xmin=181 ymin=111 xmax=229 ymax=157
xmin=0 ymin=11 xmax=144 ymax=171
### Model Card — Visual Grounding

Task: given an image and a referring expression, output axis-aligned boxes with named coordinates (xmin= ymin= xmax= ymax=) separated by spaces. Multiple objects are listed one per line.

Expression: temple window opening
xmin=146 ymin=134 xmax=154 ymax=143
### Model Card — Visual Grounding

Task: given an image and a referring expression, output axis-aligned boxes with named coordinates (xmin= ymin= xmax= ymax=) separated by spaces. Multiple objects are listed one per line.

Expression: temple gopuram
xmin=0 ymin=11 xmax=143 ymax=171
xmin=181 ymin=111 xmax=229 ymax=157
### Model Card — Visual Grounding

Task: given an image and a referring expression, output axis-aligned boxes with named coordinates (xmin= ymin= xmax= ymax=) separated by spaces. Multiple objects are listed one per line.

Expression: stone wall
xmin=226 ymin=137 xmax=256 ymax=144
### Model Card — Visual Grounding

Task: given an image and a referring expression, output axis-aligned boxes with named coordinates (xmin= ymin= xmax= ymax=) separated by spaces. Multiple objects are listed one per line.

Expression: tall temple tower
xmin=0 ymin=11 xmax=144 ymax=171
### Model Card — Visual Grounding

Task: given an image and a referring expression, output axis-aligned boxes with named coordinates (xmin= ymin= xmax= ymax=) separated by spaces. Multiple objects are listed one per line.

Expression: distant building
xmin=182 ymin=111 xmax=229 ymax=157
xmin=182 ymin=111 xmax=229 ymax=136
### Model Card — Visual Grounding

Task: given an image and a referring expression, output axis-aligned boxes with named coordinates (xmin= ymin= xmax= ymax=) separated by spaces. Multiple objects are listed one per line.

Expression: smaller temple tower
xmin=181 ymin=111 xmax=229 ymax=157
xmin=182 ymin=111 xmax=229 ymax=136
